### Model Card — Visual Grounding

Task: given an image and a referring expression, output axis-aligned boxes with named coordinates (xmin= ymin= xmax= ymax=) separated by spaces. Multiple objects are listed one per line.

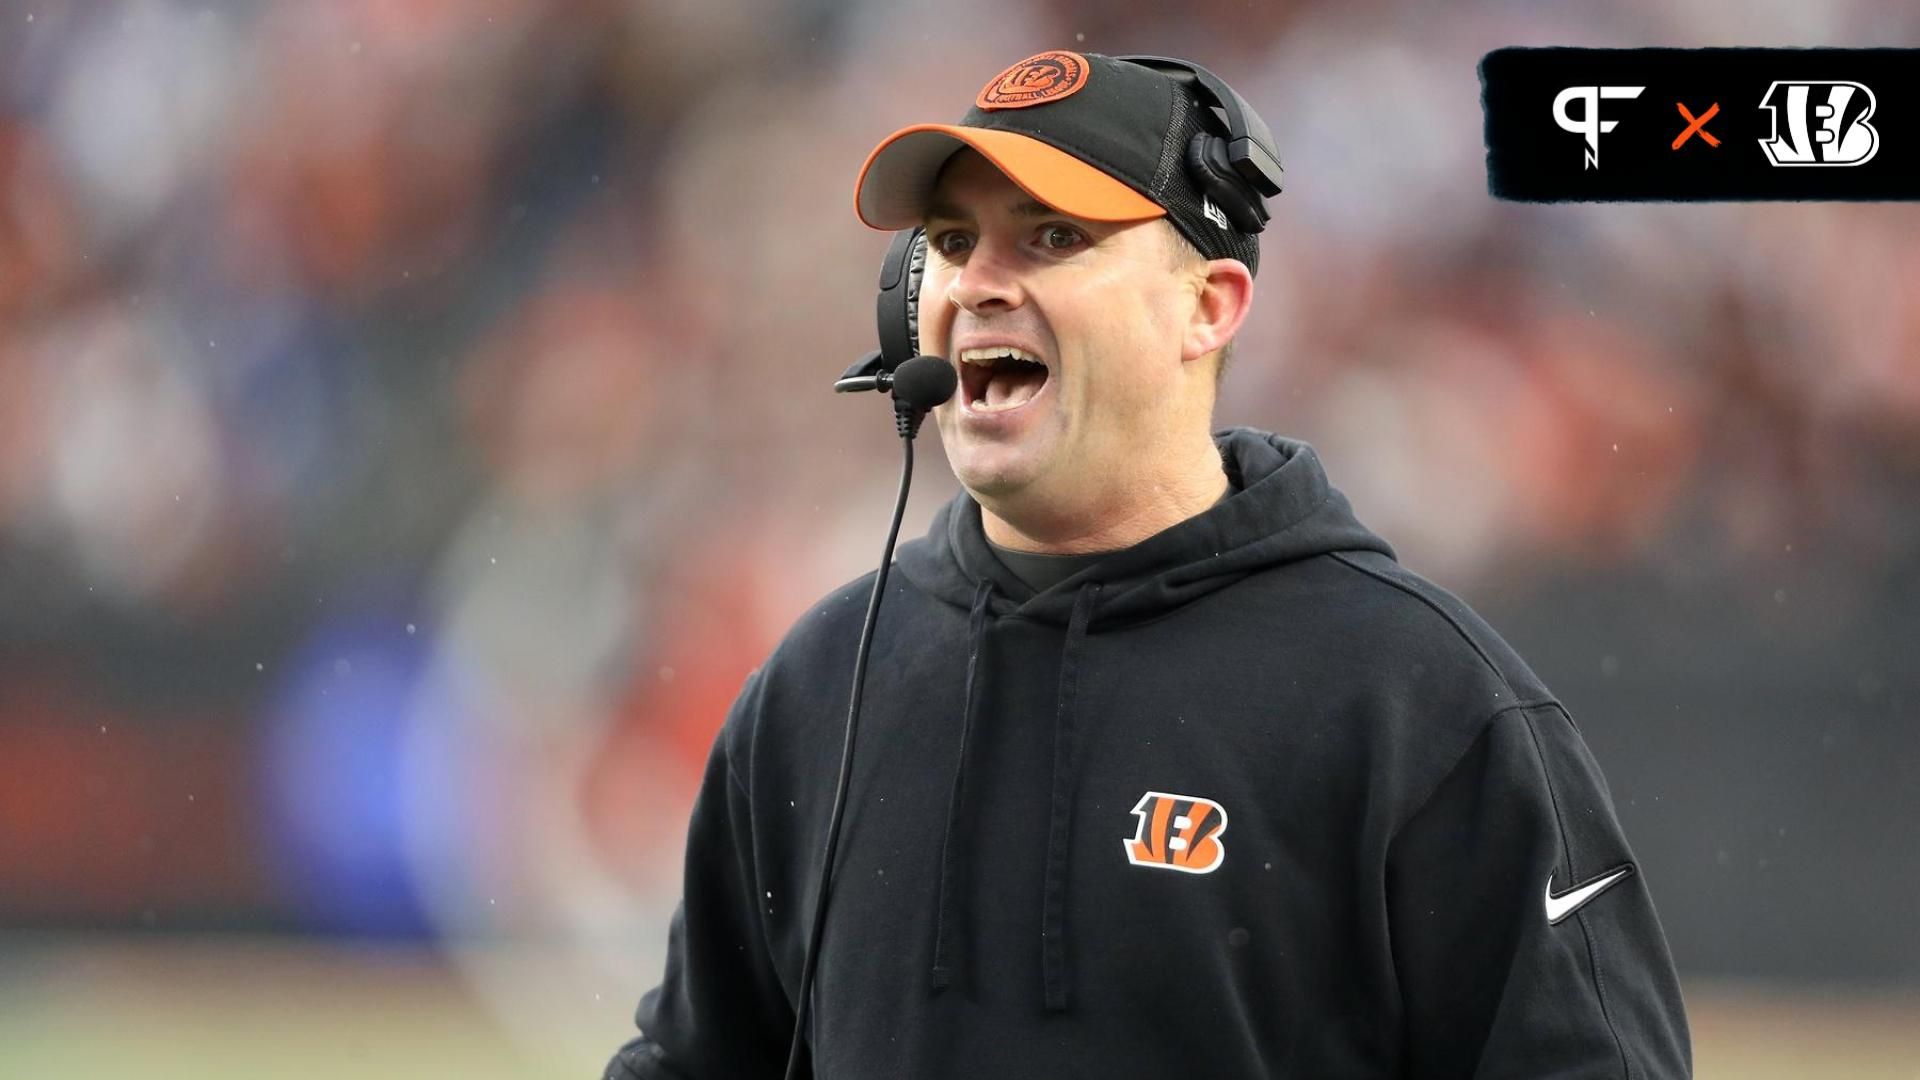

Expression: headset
xmin=839 ymin=55 xmax=1282 ymax=392
xmin=1119 ymin=54 xmax=1285 ymax=235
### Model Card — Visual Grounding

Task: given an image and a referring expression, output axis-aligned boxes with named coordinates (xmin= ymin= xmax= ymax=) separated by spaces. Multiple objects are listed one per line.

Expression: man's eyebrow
xmin=923 ymin=199 xmax=968 ymax=223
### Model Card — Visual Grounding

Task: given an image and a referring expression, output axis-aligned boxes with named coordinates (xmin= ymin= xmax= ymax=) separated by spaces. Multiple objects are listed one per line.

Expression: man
xmin=607 ymin=50 xmax=1691 ymax=1078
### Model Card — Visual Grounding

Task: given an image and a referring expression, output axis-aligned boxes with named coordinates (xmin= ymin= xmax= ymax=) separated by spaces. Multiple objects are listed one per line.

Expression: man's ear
xmin=1183 ymin=258 xmax=1254 ymax=364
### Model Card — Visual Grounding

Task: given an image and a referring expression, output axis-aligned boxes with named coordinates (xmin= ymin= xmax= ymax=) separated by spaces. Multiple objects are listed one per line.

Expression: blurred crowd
xmin=3 ymin=0 xmax=1918 ymax=1046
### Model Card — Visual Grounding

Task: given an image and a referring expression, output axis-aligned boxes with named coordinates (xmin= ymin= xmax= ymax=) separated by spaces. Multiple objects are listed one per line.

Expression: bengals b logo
xmin=976 ymin=51 xmax=1090 ymax=111
xmin=1123 ymin=791 xmax=1228 ymax=874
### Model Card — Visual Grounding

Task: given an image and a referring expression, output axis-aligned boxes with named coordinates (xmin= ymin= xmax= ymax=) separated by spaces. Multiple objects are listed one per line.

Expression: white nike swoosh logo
xmin=1544 ymin=864 xmax=1635 ymax=925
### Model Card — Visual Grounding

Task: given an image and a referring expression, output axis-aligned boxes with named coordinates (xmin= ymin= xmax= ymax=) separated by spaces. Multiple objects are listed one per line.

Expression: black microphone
xmin=887 ymin=354 xmax=957 ymax=439
xmin=889 ymin=353 xmax=958 ymax=409
xmin=785 ymin=352 xmax=955 ymax=1080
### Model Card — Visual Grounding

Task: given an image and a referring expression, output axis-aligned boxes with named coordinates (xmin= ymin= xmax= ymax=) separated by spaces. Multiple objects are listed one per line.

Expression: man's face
xmin=917 ymin=150 xmax=1202 ymax=513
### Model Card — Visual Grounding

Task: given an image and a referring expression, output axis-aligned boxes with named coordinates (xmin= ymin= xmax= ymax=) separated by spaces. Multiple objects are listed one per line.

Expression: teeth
xmin=957 ymin=344 xmax=1047 ymax=415
xmin=958 ymin=345 xmax=1043 ymax=366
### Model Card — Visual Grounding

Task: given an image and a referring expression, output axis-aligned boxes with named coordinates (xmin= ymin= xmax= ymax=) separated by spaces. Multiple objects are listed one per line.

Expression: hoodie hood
xmin=896 ymin=427 xmax=1394 ymax=621
xmin=895 ymin=428 xmax=1394 ymax=1011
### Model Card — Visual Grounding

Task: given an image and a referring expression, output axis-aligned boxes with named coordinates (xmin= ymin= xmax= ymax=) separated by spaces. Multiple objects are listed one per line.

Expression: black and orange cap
xmin=856 ymin=50 xmax=1260 ymax=274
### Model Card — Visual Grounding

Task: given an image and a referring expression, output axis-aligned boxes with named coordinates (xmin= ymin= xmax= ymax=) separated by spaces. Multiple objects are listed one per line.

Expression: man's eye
xmin=1041 ymin=225 xmax=1084 ymax=250
xmin=932 ymin=231 xmax=973 ymax=256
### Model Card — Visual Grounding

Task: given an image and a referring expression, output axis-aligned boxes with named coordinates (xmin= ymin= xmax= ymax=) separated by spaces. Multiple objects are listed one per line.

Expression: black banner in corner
xmin=1482 ymin=47 xmax=1920 ymax=201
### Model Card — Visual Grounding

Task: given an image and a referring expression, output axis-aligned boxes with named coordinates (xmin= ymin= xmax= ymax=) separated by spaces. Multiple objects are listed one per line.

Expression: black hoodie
xmin=608 ymin=429 xmax=1691 ymax=1079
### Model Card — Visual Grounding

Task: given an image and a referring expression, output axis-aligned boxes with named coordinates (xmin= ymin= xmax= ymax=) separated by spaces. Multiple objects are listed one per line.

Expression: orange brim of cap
xmin=855 ymin=124 xmax=1165 ymax=230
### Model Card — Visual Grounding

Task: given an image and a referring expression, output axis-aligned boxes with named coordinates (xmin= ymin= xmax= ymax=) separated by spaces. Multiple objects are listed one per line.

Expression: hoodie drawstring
xmin=930 ymin=578 xmax=996 ymax=991
xmin=1041 ymin=582 xmax=1099 ymax=1011
xmin=928 ymin=578 xmax=1101 ymax=1013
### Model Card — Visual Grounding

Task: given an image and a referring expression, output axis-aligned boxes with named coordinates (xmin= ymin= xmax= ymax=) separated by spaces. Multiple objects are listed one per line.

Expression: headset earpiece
xmin=904 ymin=229 xmax=927 ymax=361
xmin=1185 ymin=131 xmax=1270 ymax=233
xmin=876 ymin=227 xmax=928 ymax=372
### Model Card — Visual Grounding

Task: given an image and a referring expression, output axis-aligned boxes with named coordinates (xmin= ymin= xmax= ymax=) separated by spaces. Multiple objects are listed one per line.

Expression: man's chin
xmin=954 ymin=466 xmax=1029 ymax=503
xmin=949 ymin=450 xmax=1043 ymax=504
xmin=939 ymin=424 xmax=1060 ymax=504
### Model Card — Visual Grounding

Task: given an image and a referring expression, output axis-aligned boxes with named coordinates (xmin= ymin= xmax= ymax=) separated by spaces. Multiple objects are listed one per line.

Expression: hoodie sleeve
xmin=605 ymin=671 xmax=795 ymax=1080
xmin=1386 ymin=702 xmax=1692 ymax=1079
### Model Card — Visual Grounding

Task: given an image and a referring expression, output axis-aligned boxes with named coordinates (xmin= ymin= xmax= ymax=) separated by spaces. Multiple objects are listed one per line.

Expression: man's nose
xmin=945 ymin=241 xmax=1025 ymax=314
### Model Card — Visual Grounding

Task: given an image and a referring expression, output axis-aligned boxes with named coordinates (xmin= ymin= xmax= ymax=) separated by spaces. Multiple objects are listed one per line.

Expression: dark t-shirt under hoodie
xmin=986 ymin=482 xmax=1235 ymax=594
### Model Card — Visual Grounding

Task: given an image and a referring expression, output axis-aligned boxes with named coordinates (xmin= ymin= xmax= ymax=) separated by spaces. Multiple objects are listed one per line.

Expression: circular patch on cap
xmin=976 ymin=50 xmax=1089 ymax=110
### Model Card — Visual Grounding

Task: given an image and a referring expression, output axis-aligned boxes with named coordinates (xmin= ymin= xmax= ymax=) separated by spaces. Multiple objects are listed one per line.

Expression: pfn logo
xmin=1553 ymin=85 xmax=1645 ymax=169
xmin=1123 ymin=792 xmax=1228 ymax=874
xmin=1758 ymin=81 xmax=1879 ymax=166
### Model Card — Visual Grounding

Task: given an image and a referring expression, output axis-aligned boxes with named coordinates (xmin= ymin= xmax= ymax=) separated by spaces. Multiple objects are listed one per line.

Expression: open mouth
xmin=958 ymin=346 xmax=1050 ymax=413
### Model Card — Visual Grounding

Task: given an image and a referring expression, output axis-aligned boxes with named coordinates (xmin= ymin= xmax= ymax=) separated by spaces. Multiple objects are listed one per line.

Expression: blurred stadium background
xmin=2 ymin=1 xmax=1917 ymax=1076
